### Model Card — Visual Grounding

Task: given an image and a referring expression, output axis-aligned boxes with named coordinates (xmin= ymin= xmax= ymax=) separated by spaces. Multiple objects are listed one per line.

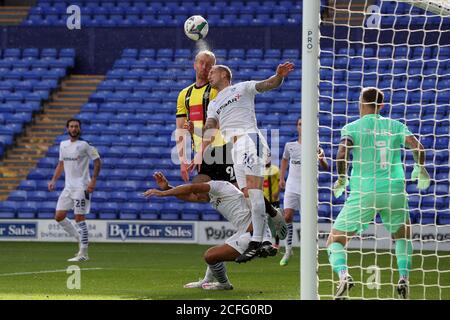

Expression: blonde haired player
xmin=189 ymin=62 xmax=294 ymax=263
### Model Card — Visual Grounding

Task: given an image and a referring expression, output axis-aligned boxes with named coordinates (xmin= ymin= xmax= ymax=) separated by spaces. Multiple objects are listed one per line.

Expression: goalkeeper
xmin=327 ymin=87 xmax=430 ymax=300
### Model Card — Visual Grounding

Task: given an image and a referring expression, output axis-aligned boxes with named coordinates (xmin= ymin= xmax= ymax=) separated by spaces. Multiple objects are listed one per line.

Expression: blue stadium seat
xmin=27 ymin=191 xmax=47 ymax=202
xmin=8 ymin=190 xmax=27 ymax=201
xmin=17 ymin=180 xmax=37 ymax=191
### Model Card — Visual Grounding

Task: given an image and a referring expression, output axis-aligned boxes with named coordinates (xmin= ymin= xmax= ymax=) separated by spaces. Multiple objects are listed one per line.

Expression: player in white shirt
xmin=188 ymin=62 xmax=295 ymax=263
xmin=143 ymin=172 xmax=275 ymax=290
xmin=48 ymin=119 xmax=101 ymax=261
xmin=279 ymin=118 xmax=329 ymax=265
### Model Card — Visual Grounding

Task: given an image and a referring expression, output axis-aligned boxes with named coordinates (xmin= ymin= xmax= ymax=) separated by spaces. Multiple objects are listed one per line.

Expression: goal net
xmin=317 ymin=0 xmax=450 ymax=299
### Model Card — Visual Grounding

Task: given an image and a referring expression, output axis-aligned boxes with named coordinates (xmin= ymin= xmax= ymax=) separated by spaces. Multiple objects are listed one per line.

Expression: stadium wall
xmin=0 ymin=220 xmax=449 ymax=251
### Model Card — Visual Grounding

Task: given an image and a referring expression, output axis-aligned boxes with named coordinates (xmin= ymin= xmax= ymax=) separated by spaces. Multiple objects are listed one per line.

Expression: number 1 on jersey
xmin=375 ymin=141 xmax=388 ymax=170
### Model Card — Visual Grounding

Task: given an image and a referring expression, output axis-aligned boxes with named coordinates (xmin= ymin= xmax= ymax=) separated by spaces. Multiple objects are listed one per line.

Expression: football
xmin=184 ymin=15 xmax=209 ymax=41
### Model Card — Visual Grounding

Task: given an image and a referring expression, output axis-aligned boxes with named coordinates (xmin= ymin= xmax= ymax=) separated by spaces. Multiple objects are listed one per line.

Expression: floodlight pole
xmin=300 ymin=0 xmax=319 ymax=300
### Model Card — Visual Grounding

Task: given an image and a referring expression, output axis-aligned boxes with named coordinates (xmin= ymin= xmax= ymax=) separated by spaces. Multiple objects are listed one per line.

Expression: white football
xmin=184 ymin=15 xmax=209 ymax=41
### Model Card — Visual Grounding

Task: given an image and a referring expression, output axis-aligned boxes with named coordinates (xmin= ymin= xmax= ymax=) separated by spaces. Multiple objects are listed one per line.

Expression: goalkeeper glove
xmin=333 ymin=176 xmax=349 ymax=198
xmin=411 ymin=164 xmax=430 ymax=190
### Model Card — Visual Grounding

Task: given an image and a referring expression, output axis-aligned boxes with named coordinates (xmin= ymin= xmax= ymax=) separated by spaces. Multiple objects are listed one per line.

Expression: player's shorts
xmin=56 ymin=188 xmax=91 ymax=215
xmin=283 ymin=192 xmax=301 ymax=211
xmin=333 ymin=190 xmax=409 ymax=234
xmin=225 ymin=216 xmax=252 ymax=254
xmin=231 ymin=133 xmax=269 ymax=189
xmin=200 ymin=143 xmax=236 ymax=183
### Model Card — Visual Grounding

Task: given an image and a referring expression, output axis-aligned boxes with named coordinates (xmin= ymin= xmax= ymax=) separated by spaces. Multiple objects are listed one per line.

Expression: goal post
xmin=300 ymin=0 xmax=320 ymax=300
xmin=301 ymin=0 xmax=449 ymax=300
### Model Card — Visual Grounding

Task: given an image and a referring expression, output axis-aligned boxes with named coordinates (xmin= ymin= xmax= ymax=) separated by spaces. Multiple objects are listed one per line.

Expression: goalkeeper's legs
xmin=327 ymin=230 xmax=355 ymax=299
xmin=392 ymin=224 xmax=413 ymax=299
xmin=380 ymin=193 xmax=412 ymax=299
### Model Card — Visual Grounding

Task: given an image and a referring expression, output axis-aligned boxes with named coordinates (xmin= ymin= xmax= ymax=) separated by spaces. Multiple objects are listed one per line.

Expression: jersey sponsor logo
xmin=216 ymin=93 xmax=242 ymax=115
xmin=0 ymin=223 xmax=37 ymax=238
xmin=63 ymin=157 xmax=80 ymax=161
xmin=291 ymin=160 xmax=301 ymax=165
xmin=189 ymin=104 xmax=204 ymax=121
xmin=107 ymin=223 xmax=194 ymax=241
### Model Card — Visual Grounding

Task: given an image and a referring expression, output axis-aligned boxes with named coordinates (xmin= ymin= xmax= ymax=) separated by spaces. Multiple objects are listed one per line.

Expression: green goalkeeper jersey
xmin=340 ymin=113 xmax=413 ymax=193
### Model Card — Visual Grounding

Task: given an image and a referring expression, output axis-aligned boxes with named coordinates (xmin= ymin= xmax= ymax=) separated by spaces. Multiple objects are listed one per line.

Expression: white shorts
xmin=56 ymin=189 xmax=91 ymax=215
xmin=283 ymin=192 xmax=301 ymax=211
xmin=231 ymin=133 xmax=269 ymax=189
xmin=225 ymin=217 xmax=252 ymax=254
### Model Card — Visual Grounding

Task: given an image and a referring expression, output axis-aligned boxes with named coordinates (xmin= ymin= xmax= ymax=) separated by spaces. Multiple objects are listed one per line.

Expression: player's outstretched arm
xmin=333 ymin=139 xmax=352 ymax=198
xmin=153 ymin=172 xmax=172 ymax=191
xmin=255 ymin=61 xmax=295 ymax=93
xmin=143 ymin=183 xmax=210 ymax=203
xmin=48 ymin=161 xmax=64 ymax=191
xmin=405 ymin=135 xmax=430 ymax=190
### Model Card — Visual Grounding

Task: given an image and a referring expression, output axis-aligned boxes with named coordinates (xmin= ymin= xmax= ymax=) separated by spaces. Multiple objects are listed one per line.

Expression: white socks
xmin=58 ymin=218 xmax=79 ymax=240
xmin=248 ymin=189 xmax=266 ymax=243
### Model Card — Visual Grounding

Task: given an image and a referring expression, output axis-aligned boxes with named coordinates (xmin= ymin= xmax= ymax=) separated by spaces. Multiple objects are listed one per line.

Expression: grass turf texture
xmin=0 ymin=242 xmax=448 ymax=300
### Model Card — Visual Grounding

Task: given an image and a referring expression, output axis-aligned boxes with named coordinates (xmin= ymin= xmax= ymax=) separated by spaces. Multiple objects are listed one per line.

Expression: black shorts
xmin=199 ymin=143 xmax=236 ymax=183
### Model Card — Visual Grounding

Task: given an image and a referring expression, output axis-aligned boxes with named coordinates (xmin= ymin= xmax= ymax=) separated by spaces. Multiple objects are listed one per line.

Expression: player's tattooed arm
xmin=336 ymin=138 xmax=353 ymax=177
xmin=405 ymin=135 xmax=425 ymax=166
xmin=255 ymin=61 xmax=295 ymax=93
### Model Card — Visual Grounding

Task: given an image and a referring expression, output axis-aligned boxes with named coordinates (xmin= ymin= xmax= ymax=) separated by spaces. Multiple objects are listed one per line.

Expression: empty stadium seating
xmin=0 ymin=48 xmax=75 ymax=158
xmin=23 ymin=0 xmax=303 ymax=26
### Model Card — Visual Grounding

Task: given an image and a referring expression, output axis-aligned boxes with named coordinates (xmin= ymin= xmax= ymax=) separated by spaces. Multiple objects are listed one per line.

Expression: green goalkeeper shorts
xmin=333 ymin=191 xmax=410 ymax=234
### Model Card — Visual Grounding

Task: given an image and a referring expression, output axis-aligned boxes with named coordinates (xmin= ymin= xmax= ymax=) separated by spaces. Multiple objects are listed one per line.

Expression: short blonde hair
xmin=195 ymin=50 xmax=216 ymax=65
xmin=215 ymin=64 xmax=232 ymax=82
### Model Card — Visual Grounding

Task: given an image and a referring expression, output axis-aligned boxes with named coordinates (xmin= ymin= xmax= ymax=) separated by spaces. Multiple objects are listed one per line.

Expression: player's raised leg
xmin=235 ymin=175 xmax=266 ymax=263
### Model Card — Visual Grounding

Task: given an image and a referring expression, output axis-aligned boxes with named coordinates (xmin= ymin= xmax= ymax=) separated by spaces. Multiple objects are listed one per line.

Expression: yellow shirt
xmin=176 ymin=83 xmax=225 ymax=152
xmin=263 ymin=164 xmax=280 ymax=203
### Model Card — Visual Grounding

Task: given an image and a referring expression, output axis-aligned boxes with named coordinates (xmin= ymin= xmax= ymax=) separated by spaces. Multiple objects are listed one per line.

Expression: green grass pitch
xmin=0 ymin=242 xmax=448 ymax=300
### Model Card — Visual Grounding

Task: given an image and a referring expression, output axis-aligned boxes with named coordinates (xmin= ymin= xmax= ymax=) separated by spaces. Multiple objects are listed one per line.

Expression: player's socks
xmin=263 ymin=197 xmax=277 ymax=218
xmin=395 ymin=239 xmax=412 ymax=280
xmin=327 ymin=242 xmax=348 ymax=277
xmin=208 ymin=262 xmax=230 ymax=285
xmin=58 ymin=218 xmax=80 ymax=240
xmin=274 ymin=235 xmax=280 ymax=248
xmin=248 ymin=189 xmax=266 ymax=242
xmin=184 ymin=267 xmax=215 ymax=288
xmin=285 ymin=223 xmax=293 ymax=251
xmin=77 ymin=221 xmax=89 ymax=255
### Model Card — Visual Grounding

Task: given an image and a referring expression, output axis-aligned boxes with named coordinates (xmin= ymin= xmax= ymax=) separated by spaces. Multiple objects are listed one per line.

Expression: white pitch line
xmin=0 ymin=268 xmax=104 ymax=277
